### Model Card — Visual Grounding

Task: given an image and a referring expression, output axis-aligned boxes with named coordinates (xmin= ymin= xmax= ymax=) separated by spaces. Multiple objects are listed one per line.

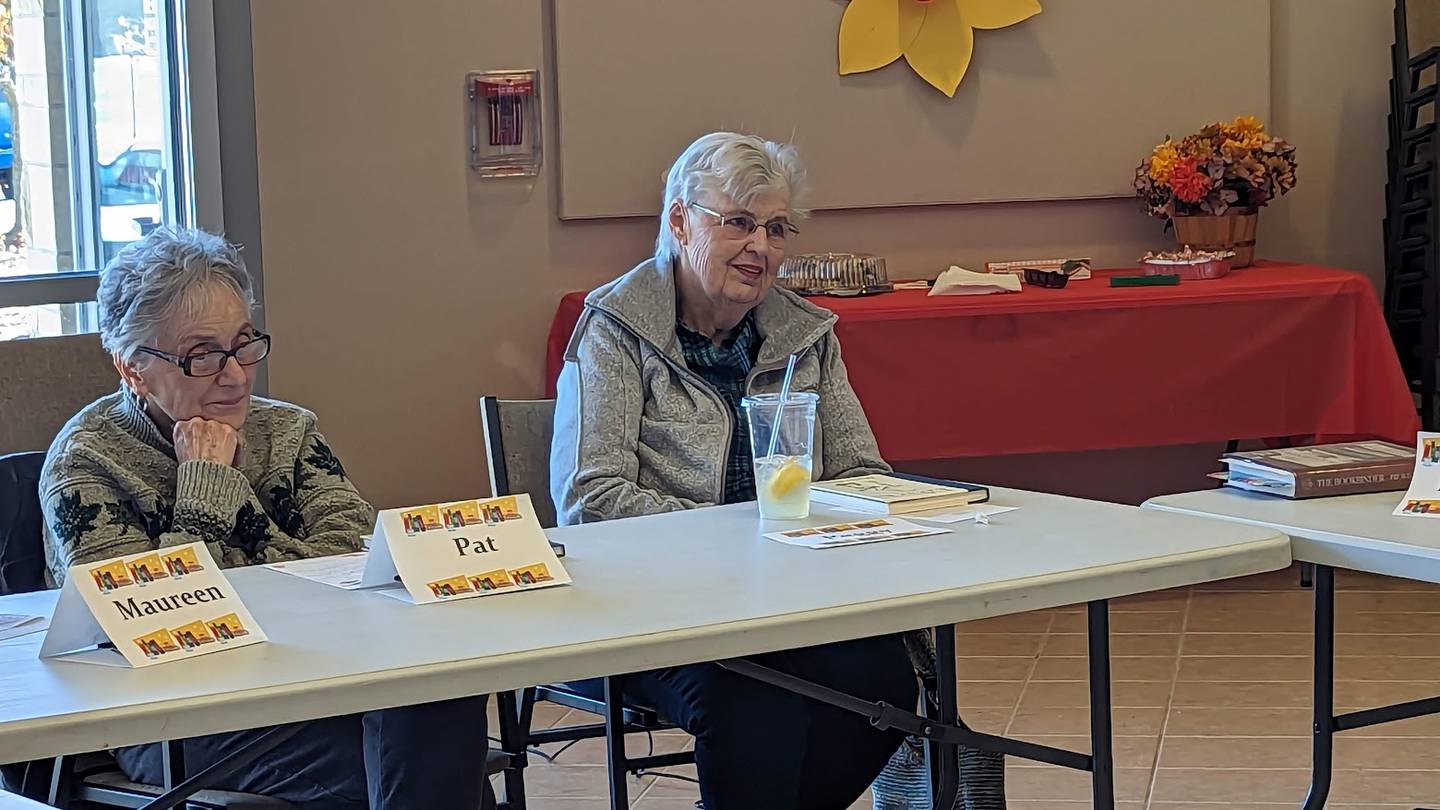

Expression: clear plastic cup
xmin=743 ymin=392 xmax=819 ymax=520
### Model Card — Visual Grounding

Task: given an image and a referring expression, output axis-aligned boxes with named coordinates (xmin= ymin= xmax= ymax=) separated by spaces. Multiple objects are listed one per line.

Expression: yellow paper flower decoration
xmin=839 ymin=0 xmax=1042 ymax=97
xmin=1148 ymin=140 xmax=1180 ymax=184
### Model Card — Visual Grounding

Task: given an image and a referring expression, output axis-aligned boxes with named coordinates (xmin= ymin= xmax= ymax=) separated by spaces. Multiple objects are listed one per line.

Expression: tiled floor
xmin=493 ymin=564 xmax=1440 ymax=808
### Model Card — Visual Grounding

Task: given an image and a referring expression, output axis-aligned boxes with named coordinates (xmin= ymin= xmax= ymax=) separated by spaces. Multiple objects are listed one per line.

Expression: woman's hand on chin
xmin=174 ymin=417 xmax=242 ymax=467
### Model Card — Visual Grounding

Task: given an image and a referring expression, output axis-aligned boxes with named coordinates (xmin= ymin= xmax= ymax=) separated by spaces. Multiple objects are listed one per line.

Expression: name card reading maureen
xmin=360 ymin=493 xmax=571 ymax=604
xmin=39 ymin=543 xmax=266 ymax=668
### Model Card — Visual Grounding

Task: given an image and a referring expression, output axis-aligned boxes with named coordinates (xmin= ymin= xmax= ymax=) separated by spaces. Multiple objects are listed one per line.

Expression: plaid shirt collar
xmin=675 ymin=313 xmax=758 ymax=370
xmin=675 ymin=312 xmax=760 ymax=504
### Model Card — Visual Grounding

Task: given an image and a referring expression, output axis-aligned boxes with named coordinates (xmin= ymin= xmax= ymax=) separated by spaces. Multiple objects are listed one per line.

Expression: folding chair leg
xmin=47 ymin=755 xmax=75 ymax=808
xmin=518 ymin=686 xmax=537 ymax=735
xmin=162 ymin=739 xmax=190 ymax=810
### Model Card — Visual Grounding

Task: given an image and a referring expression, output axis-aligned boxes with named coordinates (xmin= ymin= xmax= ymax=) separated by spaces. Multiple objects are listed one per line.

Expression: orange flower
xmin=1169 ymin=157 xmax=1211 ymax=204
xmin=1232 ymin=115 xmax=1265 ymax=138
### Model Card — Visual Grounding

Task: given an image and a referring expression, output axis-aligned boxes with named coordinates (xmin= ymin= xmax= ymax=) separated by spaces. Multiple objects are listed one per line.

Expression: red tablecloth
xmin=545 ymin=262 xmax=1419 ymax=461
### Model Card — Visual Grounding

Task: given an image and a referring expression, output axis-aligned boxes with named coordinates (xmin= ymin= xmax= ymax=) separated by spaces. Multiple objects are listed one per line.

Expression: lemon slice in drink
xmin=766 ymin=459 xmax=810 ymax=500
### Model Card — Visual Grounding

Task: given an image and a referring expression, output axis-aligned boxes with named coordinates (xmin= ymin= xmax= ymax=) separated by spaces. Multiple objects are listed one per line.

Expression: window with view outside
xmin=0 ymin=0 xmax=183 ymax=341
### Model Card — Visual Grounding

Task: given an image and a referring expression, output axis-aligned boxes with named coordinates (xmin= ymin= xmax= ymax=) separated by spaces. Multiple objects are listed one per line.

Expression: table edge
xmin=0 ymin=532 xmax=1289 ymax=761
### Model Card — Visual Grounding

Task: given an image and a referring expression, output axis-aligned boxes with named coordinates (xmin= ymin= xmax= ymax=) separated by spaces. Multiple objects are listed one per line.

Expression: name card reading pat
xmin=360 ymin=493 xmax=571 ymax=604
xmin=39 ymin=542 xmax=266 ymax=668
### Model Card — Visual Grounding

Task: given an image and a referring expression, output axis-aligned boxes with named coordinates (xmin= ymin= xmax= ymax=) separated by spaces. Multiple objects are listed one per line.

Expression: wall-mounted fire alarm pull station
xmin=468 ymin=70 xmax=542 ymax=178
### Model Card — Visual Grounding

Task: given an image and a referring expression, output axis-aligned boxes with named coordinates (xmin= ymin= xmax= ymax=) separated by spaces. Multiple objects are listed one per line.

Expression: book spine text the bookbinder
xmin=1294 ymin=465 xmax=1414 ymax=497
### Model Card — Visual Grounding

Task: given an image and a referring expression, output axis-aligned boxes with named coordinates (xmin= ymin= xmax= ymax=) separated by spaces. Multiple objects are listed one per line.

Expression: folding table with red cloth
xmin=544 ymin=262 xmax=1419 ymax=461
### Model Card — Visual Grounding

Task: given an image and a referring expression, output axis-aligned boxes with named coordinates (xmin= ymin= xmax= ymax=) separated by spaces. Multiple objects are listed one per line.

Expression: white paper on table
xmin=0 ymin=613 xmax=48 ymax=641
xmin=907 ymin=505 xmax=1019 ymax=524
xmin=766 ymin=517 xmax=949 ymax=549
xmin=1394 ymin=432 xmax=1440 ymax=518
xmin=264 ymin=552 xmax=370 ymax=590
xmin=928 ymin=266 xmax=1021 ymax=297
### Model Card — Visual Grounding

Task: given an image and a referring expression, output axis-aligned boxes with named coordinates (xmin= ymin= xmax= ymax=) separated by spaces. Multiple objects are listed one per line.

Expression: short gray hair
xmin=98 ymin=225 xmax=254 ymax=361
xmin=655 ymin=132 xmax=809 ymax=267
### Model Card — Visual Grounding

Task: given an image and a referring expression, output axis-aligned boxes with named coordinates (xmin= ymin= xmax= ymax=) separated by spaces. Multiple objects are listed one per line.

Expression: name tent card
xmin=40 ymin=543 xmax=266 ymax=668
xmin=1395 ymin=432 xmax=1440 ymax=518
xmin=360 ymin=493 xmax=571 ymax=604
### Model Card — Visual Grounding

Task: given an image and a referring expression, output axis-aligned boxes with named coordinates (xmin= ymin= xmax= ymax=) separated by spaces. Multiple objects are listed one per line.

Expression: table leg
xmin=496 ymin=690 xmax=529 ymax=810
xmin=603 ymin=676 xmax=630 ymax=809
xmin=1303 ymin=564 xmax=1335 ymax=810
xmin=932 ymin=625 xmax=960 ymax=809
xmin=1088 ymin=600 xmax=1115 ymax=810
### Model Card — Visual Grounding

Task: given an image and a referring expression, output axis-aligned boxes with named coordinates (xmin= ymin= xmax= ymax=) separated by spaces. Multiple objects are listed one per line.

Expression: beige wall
xmin=1266 ymin=0 xmax=1392 ymax=278
xmin=251 ymin=0 xmax=1394 ymax=509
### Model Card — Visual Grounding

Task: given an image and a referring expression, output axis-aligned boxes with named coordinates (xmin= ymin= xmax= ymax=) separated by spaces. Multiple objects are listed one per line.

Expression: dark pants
xmin=629 ymin=634 xmax=917 ymax=810
xmin=113 ymin=695 xmax=489 ymax=809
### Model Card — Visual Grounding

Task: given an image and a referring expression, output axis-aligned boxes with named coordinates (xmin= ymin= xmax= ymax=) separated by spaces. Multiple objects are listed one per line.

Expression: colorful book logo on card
xmin=426 ymin=575 xmax=475 ymax=599
xmin=1400 ymin=499 xmax=1440 ymax=514
xmin=107 ymin=548 xmax=205 ymax=588
xmin=89 ymin=560 xmax=133 ymax=593
xmin=405 ymin=497 xmax=523 ymax=535
xmin=40 ymin=542 xmax=266 ymax=668
xmin=127 ymin=553 xmax=168 ymax=585
xmin=468 ymin=568 xmax=515 ymax=592
xmin=1422 ymin=436 xmax=1440 ymax=466
xmin=361 ymin=493 xmax=571 ymax=604
xmin=400 ymin=505 xmax=443 ymax=534
xmin=208 ymin=612 xmax=250 ymax=641
xmin=511 ymin=563 xmax=554 ymax=585
xmin=162 ymin=546 xmax=206 ymax=576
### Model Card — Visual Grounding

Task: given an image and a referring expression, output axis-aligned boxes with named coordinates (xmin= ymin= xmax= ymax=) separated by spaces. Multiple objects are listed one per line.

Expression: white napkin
xmin=928 ymin=266 xmax=1022 ymax=296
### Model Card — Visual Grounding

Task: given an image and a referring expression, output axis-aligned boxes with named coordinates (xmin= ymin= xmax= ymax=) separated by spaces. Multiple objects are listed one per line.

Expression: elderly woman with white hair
xmin=40 ymin=226 xmax=489 ymax=808
xmin=551 ymin=132 xmax=938 ymax=808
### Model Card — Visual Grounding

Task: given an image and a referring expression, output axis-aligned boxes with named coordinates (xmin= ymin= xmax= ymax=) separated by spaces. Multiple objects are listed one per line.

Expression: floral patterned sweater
xmin=40 ymin=388 xmax=375 ymax=584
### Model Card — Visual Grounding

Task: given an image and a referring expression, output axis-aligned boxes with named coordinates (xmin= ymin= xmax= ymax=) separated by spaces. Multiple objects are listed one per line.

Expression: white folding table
xmin=1144 ymin=488 xmax=1438 ymax=810
xmin=1 ymin=489 xmax=1290 ymax=809
xmin=0 ymin=790 xmax=49 ymax=809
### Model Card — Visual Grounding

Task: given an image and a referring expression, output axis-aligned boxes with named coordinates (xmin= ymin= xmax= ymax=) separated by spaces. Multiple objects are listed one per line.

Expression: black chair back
xmin=0 ymin=452 xmax=48 ymax=596
xmin=480 ymin=397 xmax=558 ymax=528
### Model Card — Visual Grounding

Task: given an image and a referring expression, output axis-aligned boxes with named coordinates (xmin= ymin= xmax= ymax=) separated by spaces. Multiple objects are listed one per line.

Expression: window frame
xmin=0 ymin=0 xmax=222 ymax=312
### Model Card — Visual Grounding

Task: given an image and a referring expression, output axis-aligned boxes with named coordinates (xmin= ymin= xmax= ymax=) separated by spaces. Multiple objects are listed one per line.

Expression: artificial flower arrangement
xmin=1134 ymin=116 xmax=1298 ymax=220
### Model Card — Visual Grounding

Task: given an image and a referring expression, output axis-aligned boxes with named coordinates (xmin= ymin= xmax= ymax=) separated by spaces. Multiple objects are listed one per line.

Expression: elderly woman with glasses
xmin=551 ymin=132 xmax=928 ymax=809
xmin=40 ymin=226 xmax=489 ymax=808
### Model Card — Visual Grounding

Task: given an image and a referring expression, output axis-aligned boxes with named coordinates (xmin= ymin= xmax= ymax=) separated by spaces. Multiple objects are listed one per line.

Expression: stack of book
xmin=1216 ymin=441 xmax=1415 ymax=499
xmin=810 ymin=474 xmax=988 ymax=515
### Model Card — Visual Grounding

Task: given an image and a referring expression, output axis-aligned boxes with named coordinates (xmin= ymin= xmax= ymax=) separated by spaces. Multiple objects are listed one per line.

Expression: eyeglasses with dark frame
xmin=687 ymin=201 xmax=799 ymax=245
xmin=136 ymin=333 xmax=272 ymax=378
